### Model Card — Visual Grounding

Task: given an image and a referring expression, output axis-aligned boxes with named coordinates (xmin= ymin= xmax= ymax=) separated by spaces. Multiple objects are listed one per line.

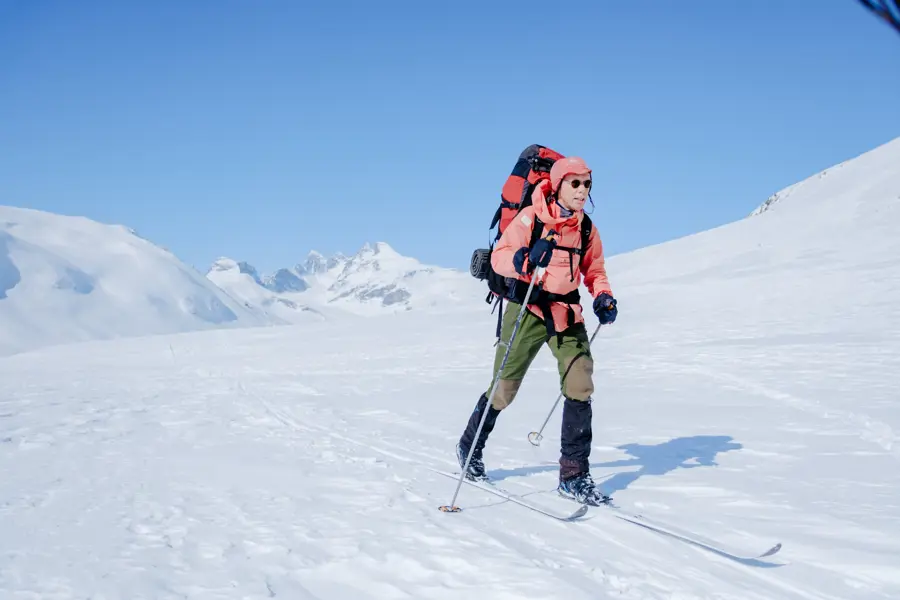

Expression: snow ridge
xmin=209 ymin=242 xmax=484 ymax=319
xmin=0 ymin=207 xmax=273 ymax=356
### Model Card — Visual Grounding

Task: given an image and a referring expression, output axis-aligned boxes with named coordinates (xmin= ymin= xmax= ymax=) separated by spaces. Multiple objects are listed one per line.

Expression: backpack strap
xmin=550 ymin=213 xmax=593 ymax=282
xmin=490 ymin=195 xmax=527 ymax=232
xmin=491 ymin=178 xmax=543 ymax=244
xmin=557 ymin=213 xmax=592 ymax=265
xmin=528 ymin=215 xmax=545 ymax=251
xmin=579 ymin=213 xmax=593 ymax=269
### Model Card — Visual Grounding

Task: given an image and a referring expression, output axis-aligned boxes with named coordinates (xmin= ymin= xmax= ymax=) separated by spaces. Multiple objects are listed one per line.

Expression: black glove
xmin=593 ymin=292 xmax=618 ymax=324
xmin=529 ymin=237 xmax=555 ymax=268
xmin=513 ymin=237 xmax=556 ymax=275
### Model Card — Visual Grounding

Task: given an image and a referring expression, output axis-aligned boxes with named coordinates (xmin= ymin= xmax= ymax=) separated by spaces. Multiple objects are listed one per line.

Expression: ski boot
xmin=456 ymin=393 xmax=500 ymax=482
xmin=558 ymin=472 xmax=612 ymax=506
xmin=456 ymin=442 xmax=488 ymax=482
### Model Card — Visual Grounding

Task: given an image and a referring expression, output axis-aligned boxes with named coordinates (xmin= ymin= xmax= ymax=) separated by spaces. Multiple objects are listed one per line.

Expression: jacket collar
xmin=534 ymin=194 xmax=583 ymax=229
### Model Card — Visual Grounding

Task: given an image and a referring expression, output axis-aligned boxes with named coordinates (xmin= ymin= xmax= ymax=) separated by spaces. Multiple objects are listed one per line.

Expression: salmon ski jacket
xmin=490 ymin=181 xmax=613 ymax=333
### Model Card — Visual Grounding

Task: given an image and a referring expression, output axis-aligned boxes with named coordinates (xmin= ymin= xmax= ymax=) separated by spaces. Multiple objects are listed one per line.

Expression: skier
xmin=457 ymin=156 xmax=619 ymax=506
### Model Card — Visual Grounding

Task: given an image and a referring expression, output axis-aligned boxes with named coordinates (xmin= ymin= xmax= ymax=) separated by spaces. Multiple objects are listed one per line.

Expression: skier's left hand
xmin=593 ymin=292 xmax=617 ymax=324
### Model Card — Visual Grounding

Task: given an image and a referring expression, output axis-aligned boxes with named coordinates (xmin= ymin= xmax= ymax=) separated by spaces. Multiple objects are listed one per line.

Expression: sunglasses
xmin=569 ymin=179 xmax=592 ymax=189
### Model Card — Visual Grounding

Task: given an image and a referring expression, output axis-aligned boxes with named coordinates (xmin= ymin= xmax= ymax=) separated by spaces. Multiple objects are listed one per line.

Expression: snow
xmin=211 ymin=241 xmax=486 ymax=319
xmin=318 ymin=241 xmax=484 ymax=315
xmin=0 ymin=204 xmax=479 ymax=357
xmin=1 ymin=137 xmax=899 ymax=598
xmin=207 ymin=258 xmax=327 ymax=325
xmin=0 ymin=207 xmax=273 ymax=357
xmin=262 ymin=268 xmax=309 ymax=294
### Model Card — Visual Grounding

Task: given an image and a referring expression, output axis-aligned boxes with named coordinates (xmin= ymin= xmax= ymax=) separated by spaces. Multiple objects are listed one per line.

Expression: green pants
xmin=486 ymin=302 xmax=594 ymax=410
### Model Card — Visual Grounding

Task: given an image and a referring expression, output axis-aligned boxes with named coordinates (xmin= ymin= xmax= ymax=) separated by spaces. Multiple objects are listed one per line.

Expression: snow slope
xmin=610 ymin=136 xmax=900 ymax=349
xmin=0 ymin=206 xmax=274 ymax=356
xmin=210 ymin=241 xmax=486 ymax=319
xmin=1 ymin=137 xmax=898 ymax=599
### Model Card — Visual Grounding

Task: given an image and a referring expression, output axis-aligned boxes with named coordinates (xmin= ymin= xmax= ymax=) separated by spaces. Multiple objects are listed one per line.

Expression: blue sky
xmin=1 ymin=1 xmax=898 ymax=274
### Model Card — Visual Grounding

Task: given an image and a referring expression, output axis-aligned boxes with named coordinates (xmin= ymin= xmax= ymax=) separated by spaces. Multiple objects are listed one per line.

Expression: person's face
xmin=558 ymin=173 xmax=591 ymax=212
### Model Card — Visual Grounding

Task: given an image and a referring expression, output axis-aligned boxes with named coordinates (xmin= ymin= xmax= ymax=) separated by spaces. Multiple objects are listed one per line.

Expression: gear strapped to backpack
xmin=470 ymin=144 xmax=593 ymax=338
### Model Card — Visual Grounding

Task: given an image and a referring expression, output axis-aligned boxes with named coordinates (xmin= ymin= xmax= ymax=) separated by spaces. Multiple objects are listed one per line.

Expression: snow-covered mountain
xmin=0 ymin=206 xmax=275 ymax=356
xmin=302 ymin=249 xmax=347 ymax=275
xmin=261 ymin=267 xmax=308 ymax=293
xmin=210 ymin=241 xmax=485 ymax=319
xmin=0 ymin=205 xmax=486 ymax=356
xmin=3 ymin=138 xmax=899 ymax=599
xmin=207 ymin=257 xmax=328 ymax=325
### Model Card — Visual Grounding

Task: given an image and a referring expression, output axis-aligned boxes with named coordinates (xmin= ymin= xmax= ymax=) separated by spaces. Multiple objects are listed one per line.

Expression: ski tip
xmin=758 ymin=542 xmax=782 ymax=558
xmin=569 ymin=505 xmax=589 ymax=520
xmin=438 ymin=505 xmax=462 ymax=513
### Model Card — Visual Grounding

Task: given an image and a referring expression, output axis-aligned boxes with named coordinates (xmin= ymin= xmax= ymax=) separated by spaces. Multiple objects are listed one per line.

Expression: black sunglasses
xmin=569 ymin=179 xmax=592 ymax=189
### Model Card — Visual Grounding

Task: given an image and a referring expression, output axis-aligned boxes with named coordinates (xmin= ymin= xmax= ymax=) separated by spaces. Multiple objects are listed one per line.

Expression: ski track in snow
xmin=0 ymin=320 xmax=898 ymax=599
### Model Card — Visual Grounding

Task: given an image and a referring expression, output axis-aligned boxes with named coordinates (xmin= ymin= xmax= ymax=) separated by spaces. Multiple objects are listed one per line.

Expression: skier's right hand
xmin=513 ymin=238 xmax=556 ymax=275
xmin=528 ymin=237 xmax=556 ymax=269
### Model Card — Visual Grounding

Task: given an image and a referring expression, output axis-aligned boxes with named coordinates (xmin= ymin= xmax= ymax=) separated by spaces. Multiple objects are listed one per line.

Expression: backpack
xmin=470 ymin=144 xmax=593 ymax=336
xmin=492 ymin=144 xmax=563 ymax=240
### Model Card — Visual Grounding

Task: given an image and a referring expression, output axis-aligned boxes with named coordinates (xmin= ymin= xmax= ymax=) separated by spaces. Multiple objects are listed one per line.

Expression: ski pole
xmin=439 ymin=263 xmax=550 ymax=513
xmin=527 ymin=321 xmax=603 ymax=446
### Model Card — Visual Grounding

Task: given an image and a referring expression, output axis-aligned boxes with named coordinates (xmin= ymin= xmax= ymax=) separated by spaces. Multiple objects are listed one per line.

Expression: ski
xmin=431 ymin=468 xmax=588 ymax=522
xmin=547 ymin=492 xmax=782 ymax=562
xmin=606 ymin=506 xmax=782 ymax=562
xmin=494 ymin=472 xmax=782 ymax=562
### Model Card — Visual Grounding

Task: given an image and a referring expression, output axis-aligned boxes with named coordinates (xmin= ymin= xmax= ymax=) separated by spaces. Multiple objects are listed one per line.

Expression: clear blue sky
xmin=1 ymin=1 xmax=898 ymax=274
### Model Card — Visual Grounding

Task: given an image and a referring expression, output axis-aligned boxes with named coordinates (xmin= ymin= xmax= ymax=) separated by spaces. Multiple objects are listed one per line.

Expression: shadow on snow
xmin=489 ymin=434 xmax=743 ymax=496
